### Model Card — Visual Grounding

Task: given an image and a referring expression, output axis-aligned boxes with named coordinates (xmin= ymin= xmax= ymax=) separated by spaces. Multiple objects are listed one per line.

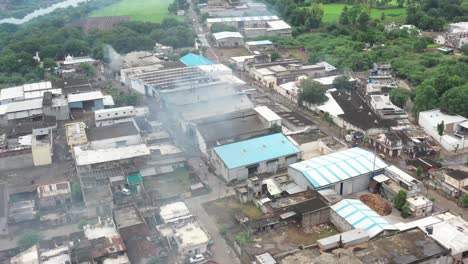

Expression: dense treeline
xmin=0 ymin=0 xmax=195 ymax=87
xmin=269 ymin=0 xmax=468 ymax=117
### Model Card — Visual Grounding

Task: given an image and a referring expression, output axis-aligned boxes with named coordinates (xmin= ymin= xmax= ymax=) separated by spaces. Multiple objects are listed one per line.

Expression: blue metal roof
xmin=289 ymin=147 xmax=387 ymax=188
xmin=213 ymin=133 xmax=300 ymax=169
xmin=179 ymin=53 xmax=214 ymax=66
xmin=331 ymin=199 xmax=396 ymax=238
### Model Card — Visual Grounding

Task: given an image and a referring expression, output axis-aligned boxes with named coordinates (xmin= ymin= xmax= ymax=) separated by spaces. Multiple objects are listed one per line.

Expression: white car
xmin=121 ymin=188 xmax=131 ymax=196
xmin=189 ymin=254 xmax=205 ymax=263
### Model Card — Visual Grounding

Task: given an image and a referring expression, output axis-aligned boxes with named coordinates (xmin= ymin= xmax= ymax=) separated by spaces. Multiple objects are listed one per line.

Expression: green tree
xmin=416 ymin=166 xmax=423 ymax=177
xmin=439 ymin=85 xmax=468 ymax=117
xmin=270 ymin=51 xmax=280 ymax=61
xmin=42 ymin=58 xmax=56 ymax=70
xmin=332 ymin=75 xmax=353 ymax=90
xmin=463 ymin=194 xmax=468 ymax=208
xmin=235 ymin=231 xmax=253 ymax=246
xmin=413 ymin=84 xmax=438 ymax=113
xmin=306 ymin=4 xmax=324 ymax=29
xmin=357 ymin=11 xmax=370 ymax=30
xmin=298 ymin=79 xmax=328 ymax=106
xmin=72 ymin=182 xmax=83 ymax=203
xmin=437 ymin=120 xmax=445 ymax=142
xmin=461 ymin=44 xmax=468 ymax=56
xmin=339 ymin=6 xmax=350 ymax=25
xmin=394 ymin=190 xmax=407 ymax=210
xmin=389 ymin=88 xmax=412 ymax=108
xmin=79 ymin=63 xmax=96 ymax=77
xmin=17 ymin=231 xmax=41 ymax=249
xmin=413 ymin=38 xmax=428 ymax=52
xmin=401 ymin=203 xmax=411 ymax=218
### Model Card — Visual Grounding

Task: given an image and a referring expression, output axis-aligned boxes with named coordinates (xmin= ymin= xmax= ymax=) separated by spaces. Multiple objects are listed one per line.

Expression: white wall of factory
xmin=90 ymin=134 xmax=142 ymax=149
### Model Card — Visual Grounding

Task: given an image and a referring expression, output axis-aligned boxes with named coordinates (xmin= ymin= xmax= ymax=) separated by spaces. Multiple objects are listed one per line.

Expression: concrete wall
xmin=90 ymin=134 xmax=142 ymax=149
xmin=329 ymin=209 xmax=353 ymax=232
xmin=179 ymin=241 xmax=208 ymax=256
xmin=215 ymin=152 xmax=300 ymax=182
xmin=288 ymin=167 xmax=375 ymax=196
xmin=215 ymin=37 xmax=244 ymax=47
xmin=302 ymin=207 xmax=330 ymax=228
xmin=43 ymin=105 xmax=69 ymax=121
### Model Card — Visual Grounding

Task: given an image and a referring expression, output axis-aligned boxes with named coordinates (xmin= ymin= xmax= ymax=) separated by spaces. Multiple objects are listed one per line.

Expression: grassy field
xmin=321 ymin=3 xmax=406 ymax=23
xmin=91 ymin=0 xmax=178 ymax=23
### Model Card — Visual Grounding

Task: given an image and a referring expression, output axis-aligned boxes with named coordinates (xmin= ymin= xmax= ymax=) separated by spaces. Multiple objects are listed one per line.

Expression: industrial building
xmin=0 ymin=81 xmax=61 ymax=104
xmin=206 ymin=16 xmax=280 ymax=29
xmin=288 ymin=147 xmax=387 ymax=195
xmin=330 ymin=199 xmax=397 ymax=238
xmin=179 ymin=53 xmax=214 ymax=66
xmin=94 ymin=106 xmax=148 ymax=127
xmin=87 ymin=121 xmax=142 ymax=149
xmin=212 ymin=133 xmax=301 ymax=181
xmin=68 ymin=91 xmax=105 ymax=111
xmin=193 ymin=109 xmax=272 ymax=155
xmin=245 ymin=40 xmax=275 ymax=53
xmin=212 ymin=31 xmax=244 ymax=47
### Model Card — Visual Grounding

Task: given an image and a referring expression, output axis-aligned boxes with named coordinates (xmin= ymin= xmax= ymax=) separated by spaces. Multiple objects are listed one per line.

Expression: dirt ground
xmin=213 ymin=47 xmax=251 ymax=63
xmin=144 ymin=168 xmax=191 ymax=199
xmin=246 ymin=223 xmax=337 ymax=255
xmin=203 ymin=196 xmax=263 ymax=228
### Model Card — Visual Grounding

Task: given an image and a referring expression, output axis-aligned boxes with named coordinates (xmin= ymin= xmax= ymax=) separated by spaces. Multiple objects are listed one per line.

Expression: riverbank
xmin=0 ymin=0 xmax=90 ymax=25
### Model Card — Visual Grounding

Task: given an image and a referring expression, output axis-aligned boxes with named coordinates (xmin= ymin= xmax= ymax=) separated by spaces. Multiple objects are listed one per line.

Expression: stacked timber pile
xmin=360 ymin=193 xmax=392 ymax=216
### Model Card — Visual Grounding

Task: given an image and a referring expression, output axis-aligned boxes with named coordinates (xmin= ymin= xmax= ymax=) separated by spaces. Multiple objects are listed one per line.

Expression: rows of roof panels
xmin=207 ymin=16 xmax=279 ymax=23
xmin=331 ymin=199 xmax=396 ymax=238
xmin=289 ymin=147 xmax=387 ymax=188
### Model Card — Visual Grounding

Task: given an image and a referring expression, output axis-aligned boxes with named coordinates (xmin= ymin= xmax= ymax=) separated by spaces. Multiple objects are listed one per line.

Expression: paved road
xmin=184 ymin=158 xmax=239 ymax=264
xmin=426 ymin=188 xmax=468 ymax=221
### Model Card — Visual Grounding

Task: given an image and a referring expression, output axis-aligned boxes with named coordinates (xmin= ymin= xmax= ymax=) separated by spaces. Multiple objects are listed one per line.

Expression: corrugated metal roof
xmin=246 ymin=40 xmax=273 ymax=46
xmin=179 ymin=53 xmax=214 ymax=66
xmin=212 ymin=31 xmax=243 ymax=40
xmin=207 ymin=16 xmax=279 ymax=23
xmin=214 ymin=133 xmax=299 ymax=169
xmin=289 ymin=147 xmax=387 ymax=188
xmin=68 ymin=91 xmax=103 ymax=103
xmin=331 ymin=199 xmax=396 ymax=238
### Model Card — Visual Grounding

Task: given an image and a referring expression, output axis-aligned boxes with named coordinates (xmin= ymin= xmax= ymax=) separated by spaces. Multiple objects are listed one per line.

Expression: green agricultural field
xmin=91 ymin=0 xmax=179 ymax=23
xmin=321 ymin=3 xmax=406 ymax=23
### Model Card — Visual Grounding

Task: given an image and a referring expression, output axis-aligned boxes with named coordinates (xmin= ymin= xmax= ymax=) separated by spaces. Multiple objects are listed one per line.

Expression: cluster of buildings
xmin=435 ymin=22 xmax=468 ymax=49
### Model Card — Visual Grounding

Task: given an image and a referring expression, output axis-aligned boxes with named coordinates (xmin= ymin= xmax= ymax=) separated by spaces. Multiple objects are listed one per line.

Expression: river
xmin=0 ymin=0 xmax=90 ymax=25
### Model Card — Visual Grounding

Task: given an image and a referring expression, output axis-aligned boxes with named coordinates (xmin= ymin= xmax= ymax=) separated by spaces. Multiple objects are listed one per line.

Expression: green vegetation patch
xmin=319 ymin=4 xmax=406 ymax=23
xmin=91 ymin=0 xmax=179 ymax=23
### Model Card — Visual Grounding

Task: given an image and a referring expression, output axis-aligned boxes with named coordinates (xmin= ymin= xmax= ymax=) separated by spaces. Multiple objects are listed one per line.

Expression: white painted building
xmin=159 ymin=201 xmax=192 ymax=224
xmin=174 ymin=221 xmax=210 ymax=257
xmin=418 ymin=109 xmax=468 ymax=152
xmin=94 ymin=106 xmax=148 ymax=127
xmin=212 ymin=31 xmax=244 ymax=47
xmin=288 ymin=147 xmax=387 ymax=195
xmin=254 ymin=106 xmax=281 ymax=128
